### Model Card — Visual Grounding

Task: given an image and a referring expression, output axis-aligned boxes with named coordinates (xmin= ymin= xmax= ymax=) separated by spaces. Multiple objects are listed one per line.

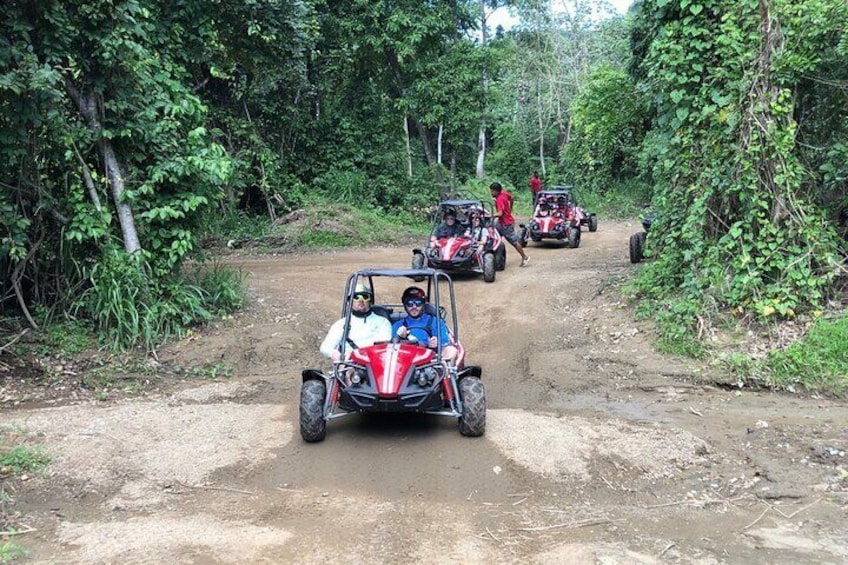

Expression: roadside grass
xmin=0 ymin=542 xmax=25 ymax=564
xmin=0 ymin=443 xmax=46 ymax=563
xmin=0 ymin=445 xmax=49 ymax=476
xmin=724 ymin=314 xmax=848 ymax=396
xmin=629 ymin=287 xmax=848 ymax=397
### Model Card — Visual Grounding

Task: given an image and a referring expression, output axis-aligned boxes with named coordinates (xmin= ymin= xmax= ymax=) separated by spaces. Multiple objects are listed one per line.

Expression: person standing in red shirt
xmin=490 ymin=182 xmax=529 ymax=267
xmin=528 ymin=171 xmax=542 ymax=207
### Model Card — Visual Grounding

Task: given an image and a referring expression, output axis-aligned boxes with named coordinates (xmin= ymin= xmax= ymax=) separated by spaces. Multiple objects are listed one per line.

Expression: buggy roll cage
xmin=337 ymin=268 xmax=459 ymax=362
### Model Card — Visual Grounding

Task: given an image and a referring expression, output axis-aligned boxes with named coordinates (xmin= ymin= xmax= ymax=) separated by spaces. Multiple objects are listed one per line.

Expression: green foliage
xmin=75 ymin=248 xmax=244 ymax=350
xmin=633 ymin=295 xmax=707 ymax=358
xmin=763 ymin=315 xmax=848 ymax=395
xmin=488 ymin=122 xmax=533 ymax=189
xmin=628 ymin=0 xmax=848 ymax=332
xmin=0 ymin=542 xmax=26 ymax=564
xmin=561 ymin=66 xmax=647 ymax=193
xmin=0 ymin=445 xmax=50 ymax=476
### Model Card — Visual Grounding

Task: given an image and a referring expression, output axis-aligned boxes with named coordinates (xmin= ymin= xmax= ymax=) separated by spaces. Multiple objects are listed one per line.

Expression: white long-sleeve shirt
xmin=319 ymin=312 xmax=393 ymax=359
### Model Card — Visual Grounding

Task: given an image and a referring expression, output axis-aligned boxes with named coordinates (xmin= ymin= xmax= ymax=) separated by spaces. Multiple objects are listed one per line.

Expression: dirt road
xmin=4 ymin=220 xmax=847 ymax=564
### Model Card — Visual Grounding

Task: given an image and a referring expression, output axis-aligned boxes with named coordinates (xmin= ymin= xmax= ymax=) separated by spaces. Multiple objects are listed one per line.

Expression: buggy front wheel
xmin=482 ymin=252 xmax=496 ymax=283
xmin=568 ymin=227 xmax=580 ymax=248
xmin=458 ymin=377 xmax=486 ymax=437
xmin=494 ymin=246 xmax=506 ymax=271
xmin=300 ymin=379 xmax=327 ymax=442
xmin=589 ymin=215 xmax=598 ymax=232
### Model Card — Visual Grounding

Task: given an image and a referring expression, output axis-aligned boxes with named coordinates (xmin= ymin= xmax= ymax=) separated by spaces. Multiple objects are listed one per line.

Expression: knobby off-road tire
xmin=629 ymin=232 xmax=645 ymax=264
xmin=458 ymin=377 xmax=486 ymax=437
xmin=589 ymin=215 xmax=598 ymax=232
xmin=300 ymin=379 xmax=327 ymax=442
xmin=568 ymin=227 xmax=580 ymax=248
xmin=494 ymin=246 xmax=506 ymax=271
xmin=483 ymin=252 xmax=496 ymax=283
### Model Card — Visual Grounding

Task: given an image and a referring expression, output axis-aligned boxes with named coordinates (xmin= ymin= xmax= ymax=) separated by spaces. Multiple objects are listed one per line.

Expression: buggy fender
xmin=302 ymin=368 xmax=328 ymax=383
xmin=457 ymin=365 xmax=482 ymax=380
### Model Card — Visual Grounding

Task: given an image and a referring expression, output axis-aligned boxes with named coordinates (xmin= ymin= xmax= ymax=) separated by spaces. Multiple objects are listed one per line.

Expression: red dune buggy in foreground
xmin=300 ymin=268 xmax=486 ymax=442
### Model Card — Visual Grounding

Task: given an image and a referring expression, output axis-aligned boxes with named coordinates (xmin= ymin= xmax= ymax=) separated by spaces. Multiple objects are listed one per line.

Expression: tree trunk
xmin=415 ymin=119 xmax=436 ymax=167
xmin=476 ymin=123 xmax=486 ymax=178
xmin=404 ymin=116 xmax=413 ymax=177
xmin=64 ymin=78 xmax=141 ymax=254
xmin=437 ymin=123 xmax=443 ymax=165
xmin=476 ymin=0 xmax=489 ymax=179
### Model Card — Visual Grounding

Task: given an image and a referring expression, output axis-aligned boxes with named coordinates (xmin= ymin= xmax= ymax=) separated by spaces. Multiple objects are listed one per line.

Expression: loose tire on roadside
xmin=629 ymin=232 xmax=645 ymax=264
xmin=300 ymin=379 xmax=327 ymax=442
xmin=458 ymin=377 xmax=486 ymax=437
xmin=482 ymin=252 xmax=496 ymax=283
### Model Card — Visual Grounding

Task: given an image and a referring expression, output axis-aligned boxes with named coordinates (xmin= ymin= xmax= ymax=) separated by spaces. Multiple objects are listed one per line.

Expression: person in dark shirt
xmin=431 ymin=211 xmax=464 ymax=242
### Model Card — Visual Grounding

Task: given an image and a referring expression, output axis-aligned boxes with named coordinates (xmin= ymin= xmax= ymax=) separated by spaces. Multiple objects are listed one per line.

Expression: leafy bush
xmin=75 ymin=248 xmax=245 ymax=350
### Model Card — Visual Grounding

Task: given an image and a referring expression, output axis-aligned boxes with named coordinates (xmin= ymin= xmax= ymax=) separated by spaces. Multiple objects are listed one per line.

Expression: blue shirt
xmin=392 ymin=313 xmax=450 ymax=345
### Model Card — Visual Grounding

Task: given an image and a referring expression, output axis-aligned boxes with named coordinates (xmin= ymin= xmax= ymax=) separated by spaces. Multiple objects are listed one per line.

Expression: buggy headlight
xmin=348 ymin=367 xmax=368 ymax=386
xmin=414 ymin=366 xmax=439 ymax=387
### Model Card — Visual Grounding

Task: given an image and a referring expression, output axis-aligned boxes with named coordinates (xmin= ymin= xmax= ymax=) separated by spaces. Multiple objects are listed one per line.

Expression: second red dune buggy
xmin=412 ymin=199 xmax=506 ymax=283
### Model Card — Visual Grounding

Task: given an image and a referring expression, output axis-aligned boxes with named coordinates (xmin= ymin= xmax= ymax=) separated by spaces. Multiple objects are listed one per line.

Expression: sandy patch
xmin=52 ymin=514 xmax=292 ymax=564
xmin=487 ymin=409 xmax=709 ymax=481
xmin=1 ymin=401 xmax=289 ymax=488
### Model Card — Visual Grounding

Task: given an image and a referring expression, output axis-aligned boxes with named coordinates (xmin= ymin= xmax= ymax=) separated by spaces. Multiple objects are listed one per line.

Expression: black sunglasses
xmin=404 ymin=298 xmax=425 ymax=307
xmin=353 ymin=293 xmax=372 ymax=300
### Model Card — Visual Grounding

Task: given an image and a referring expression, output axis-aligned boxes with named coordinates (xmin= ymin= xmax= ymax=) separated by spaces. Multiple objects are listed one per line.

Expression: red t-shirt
xmin=529 ymin=176 xmax=542 ymax=193
xmin=494 ymin=191 xmax=514 ymax=226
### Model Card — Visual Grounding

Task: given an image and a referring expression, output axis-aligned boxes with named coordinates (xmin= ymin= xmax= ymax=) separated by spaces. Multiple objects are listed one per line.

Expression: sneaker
xmin=520 ymin=256 xmax=530 ymax=267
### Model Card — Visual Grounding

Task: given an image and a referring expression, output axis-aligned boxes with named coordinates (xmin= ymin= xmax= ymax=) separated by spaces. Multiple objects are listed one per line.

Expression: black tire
xmin=494 ymin=246 xmax=506 ymax=271
xmin=519 ymin=227 xmax=528 ymax=248
xmin=411 ymin=252 xmax=426 ymax=281
xmin=589 ymin=215 xmax=598 ymax=232
xmin=482 ymin=252 xmax=496 ymax=283
xmin=629 ymin=232 xmax=645 ymax=264
xmin=568 ymin=227 xmax=580 ymax=248
xmin=458 ymin=377 xmax=486 ymax=437
xmin=300 ymin=379 xmax=327 ymax=442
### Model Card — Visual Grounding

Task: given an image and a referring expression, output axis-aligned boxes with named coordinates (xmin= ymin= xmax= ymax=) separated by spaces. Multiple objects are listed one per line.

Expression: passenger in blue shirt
xmin=392 ymin=286 xmax=458 ymax=365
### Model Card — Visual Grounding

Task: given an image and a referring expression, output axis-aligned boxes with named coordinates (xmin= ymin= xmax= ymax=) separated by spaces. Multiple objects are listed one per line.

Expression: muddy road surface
xmin=4 ymin=220 xmax=847 ymax=564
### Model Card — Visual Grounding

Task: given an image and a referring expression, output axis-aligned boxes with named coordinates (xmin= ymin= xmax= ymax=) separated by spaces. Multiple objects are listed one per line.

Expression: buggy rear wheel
xmin=482 ymin=252 xmax=496 ymax=283
xmin=458 ymin=377 xmax=486 ymax=437
xmin=629 ymin=232 xmax=646 ymax=263
xmin=589 ymin=215 xmax=598 ymax=232
xmin=300 ymin=379 xmax=327 ymax=442
xmin=494 ymin=245 xmax=506 ymax=271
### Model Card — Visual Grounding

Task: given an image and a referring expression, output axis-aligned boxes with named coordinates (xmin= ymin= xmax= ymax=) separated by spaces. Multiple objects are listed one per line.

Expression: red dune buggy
xmin=300 ymin=268 xmax=486 ymax=442
xmin=412 ymin=199 xmax=506 ymax=283
xmin=519 ymin=189 xmax=585 ymax=248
